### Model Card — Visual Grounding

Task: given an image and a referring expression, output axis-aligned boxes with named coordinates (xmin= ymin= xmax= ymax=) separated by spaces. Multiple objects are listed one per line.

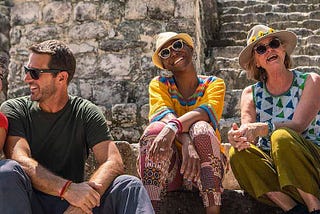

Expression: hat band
xmin=249 ymin=28 xmax=276 ymax=44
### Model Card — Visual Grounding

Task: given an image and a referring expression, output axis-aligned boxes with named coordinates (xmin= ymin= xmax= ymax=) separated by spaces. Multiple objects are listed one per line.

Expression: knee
xmin=271 ymin=128 xmax=295 ymax=150
xmin=0 ymin=159 xmax=26 ymax=183
xmin=229 ymin=147 xmax=251 ymax=169
xmin=190 ymin=121 xmax=213 ymax=136
xmin=115 ymin=175 xmax=144 ymax=188
xmin=190 ymin=122 xmax=221 ymax=156
xmin=229 ymin=146 xmax=240 ymax=166
xmin=143 ymin=122 xmax=166 ymax=135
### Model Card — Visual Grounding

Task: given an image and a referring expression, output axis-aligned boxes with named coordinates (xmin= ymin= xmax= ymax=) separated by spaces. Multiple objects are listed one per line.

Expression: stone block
xmin=158 ymin=190 xmax=283 ymax=214
xmin=43 ymin=2 xmax=72 ymax=24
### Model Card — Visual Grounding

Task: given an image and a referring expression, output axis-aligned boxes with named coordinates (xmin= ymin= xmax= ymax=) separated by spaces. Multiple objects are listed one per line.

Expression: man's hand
xmin=180 ymin=141 xmax=200 ymax=182
xmin=63 ymin=181 xmax=102 ymax=213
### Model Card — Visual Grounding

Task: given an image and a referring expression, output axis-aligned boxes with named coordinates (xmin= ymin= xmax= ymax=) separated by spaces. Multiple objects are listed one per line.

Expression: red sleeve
xmin=0 ymin=112 xmax=8 ymax=132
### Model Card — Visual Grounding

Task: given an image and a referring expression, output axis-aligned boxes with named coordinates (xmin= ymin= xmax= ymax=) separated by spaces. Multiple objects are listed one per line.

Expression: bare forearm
xmin=89 ymin=159 xmax=124 ymax=195
xmin=12 ymin=155 xmax=66 ymax=196
xmin=178 ymin=109 xmax=209 ymax=132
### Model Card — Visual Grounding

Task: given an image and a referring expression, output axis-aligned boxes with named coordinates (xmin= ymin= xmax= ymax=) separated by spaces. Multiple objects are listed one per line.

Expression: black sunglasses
xmin=254 ymin=38 xmax=281 ymax=55
xmin=158 ymin=40 xmax=184 ymax=59
xmin=24 ymin=66 xmax=61 ymax=80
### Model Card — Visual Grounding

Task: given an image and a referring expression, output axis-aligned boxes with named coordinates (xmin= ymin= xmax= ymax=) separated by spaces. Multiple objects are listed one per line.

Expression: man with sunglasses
xmin=0 ymin=40 xmax=153 ymax=214
xmin=228 ymin=25 xmax=320 ymax=213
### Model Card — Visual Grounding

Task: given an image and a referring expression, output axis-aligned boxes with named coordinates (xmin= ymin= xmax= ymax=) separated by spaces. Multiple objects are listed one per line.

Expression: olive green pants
xmin=229 ymin=128 xmax=320 ymax=206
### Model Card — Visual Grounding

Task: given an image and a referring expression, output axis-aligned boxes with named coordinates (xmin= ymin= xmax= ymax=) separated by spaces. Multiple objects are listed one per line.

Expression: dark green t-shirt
xmin=0 ymin=95 xmax=112 ymax=182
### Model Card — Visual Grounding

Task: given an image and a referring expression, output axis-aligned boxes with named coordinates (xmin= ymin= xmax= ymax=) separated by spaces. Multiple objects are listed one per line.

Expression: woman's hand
xmin=181 ymin=139 xmax=200 ymax=182
xmin=228 ymin=122 xmax=269 ymax=151
xmin=228 ymin=123 xmax=250 ymax=151
xmin=149 ymin=125 xmax=176 ymax=162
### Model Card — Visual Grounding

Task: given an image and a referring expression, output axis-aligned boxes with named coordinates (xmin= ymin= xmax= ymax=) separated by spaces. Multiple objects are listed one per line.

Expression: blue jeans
xmin=0 ymin=159 xmax=154 ymax=214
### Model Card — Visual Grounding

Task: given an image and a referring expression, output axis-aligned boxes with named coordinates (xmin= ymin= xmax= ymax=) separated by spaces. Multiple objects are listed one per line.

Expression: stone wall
xmin=1 ymin=0 xmax=319 ymax=147
xmin=0 ymin=0 xmax=220 ymax=144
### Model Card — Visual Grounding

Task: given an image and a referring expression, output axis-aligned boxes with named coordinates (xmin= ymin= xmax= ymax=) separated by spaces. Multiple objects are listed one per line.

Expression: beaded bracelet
xmin=59 ymin=180 xmax=72 ymax=200
xmin=168 ymin=118 xmax=183 ymax=133
xmin=166 ymin=122 xmax=179 ymax=134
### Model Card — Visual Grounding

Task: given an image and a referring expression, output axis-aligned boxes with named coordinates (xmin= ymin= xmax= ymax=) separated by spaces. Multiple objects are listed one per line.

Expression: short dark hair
xmin=29 ymin=40 xmax=76 ymax=84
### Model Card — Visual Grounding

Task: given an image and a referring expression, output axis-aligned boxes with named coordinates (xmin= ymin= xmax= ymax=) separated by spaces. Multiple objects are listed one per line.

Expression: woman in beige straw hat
xmin=228 ymin=24 xmax=320 ymax=213
xmin=137 ymin=32 xmax=226 ymax=214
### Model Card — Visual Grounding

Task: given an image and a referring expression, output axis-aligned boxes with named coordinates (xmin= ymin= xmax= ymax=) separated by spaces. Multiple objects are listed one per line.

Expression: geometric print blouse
xmin=253 ymin=69 xmax=320 ymax=150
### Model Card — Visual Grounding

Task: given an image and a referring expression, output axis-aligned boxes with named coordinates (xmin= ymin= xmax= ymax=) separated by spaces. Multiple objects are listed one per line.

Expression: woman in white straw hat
xmin=137 ymin=32 xmax=226 ymax=214
xmin=228 ymin=24 xmax=320 ymax=213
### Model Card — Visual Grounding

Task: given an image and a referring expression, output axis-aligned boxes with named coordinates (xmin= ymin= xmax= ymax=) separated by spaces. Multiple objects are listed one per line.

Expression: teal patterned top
xmin=253 ymin=70 xmax=320 ymax=150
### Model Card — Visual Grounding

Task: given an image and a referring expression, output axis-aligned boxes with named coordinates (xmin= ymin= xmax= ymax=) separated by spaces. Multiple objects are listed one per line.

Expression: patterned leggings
xmin=138 ymin=121 xmax=226 ymax=211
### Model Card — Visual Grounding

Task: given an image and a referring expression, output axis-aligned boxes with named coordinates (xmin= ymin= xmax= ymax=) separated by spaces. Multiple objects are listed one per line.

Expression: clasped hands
xmin=228 ymin=122 xmax=260 ymax=151
xmin=63 ymin=181 xmax=102 ymax=214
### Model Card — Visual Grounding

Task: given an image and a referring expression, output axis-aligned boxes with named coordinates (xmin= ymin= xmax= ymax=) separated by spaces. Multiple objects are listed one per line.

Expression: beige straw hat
xmin=152 ymin=32 xmax=194 ymax=69
xmin=239 ymin=24 xmax=297 ymax=70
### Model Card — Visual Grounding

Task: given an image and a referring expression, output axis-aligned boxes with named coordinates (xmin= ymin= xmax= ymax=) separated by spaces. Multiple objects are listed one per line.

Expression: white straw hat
xmin=239 ymin=24 xmax=297 ymax=70
xmin=152 ymin=32 xmax=194 ymax=69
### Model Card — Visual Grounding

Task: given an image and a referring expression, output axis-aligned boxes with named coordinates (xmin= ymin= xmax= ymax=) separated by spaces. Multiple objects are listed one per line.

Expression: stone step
xmin=210 ymin=46 xmax=243 ymax=58
xmin=268 ymin=0 xmax=320 ymax=4
xmin=220 ymin=22 xmax=250 ymax=33
xmin=220 ymin=3 xmax=319 ymax=15
xmin=213 ymin=57 xmax=240 ymax=70
xmin=292 ymin=55 xmax=320 ymax=67
xmin=221 ymin=3 xmax=273 ymax=14
xmin=160 ymin=190 xmax=283 ymax=214
xmin=213 ymin=68 xmax=253 ymax=90
xmin=303 ymin=35 xmax=320 ymax=44
xmin=270 ymin=3 xmax=318 ymax=13
xmin=221 ymin=12 xmax=310 ymax=24
xmin=217 ymin=0 xmax=268 ymax=9
xmin=216 ymin=31 xmax=247 ymax=44
xmin=218 ymin=0 xmax=320 ymax=6
xmin=295 ymin=66 xmax=320 ymax=74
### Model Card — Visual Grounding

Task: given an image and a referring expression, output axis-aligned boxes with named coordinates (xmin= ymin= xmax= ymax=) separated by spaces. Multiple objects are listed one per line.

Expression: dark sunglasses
xmin=158 ymin=40 xmax=184 ymax=59
xmin=24 ymin=66 xmax=61 ymax=80
xmin=254 ymin=38 xmax=281 ymax=55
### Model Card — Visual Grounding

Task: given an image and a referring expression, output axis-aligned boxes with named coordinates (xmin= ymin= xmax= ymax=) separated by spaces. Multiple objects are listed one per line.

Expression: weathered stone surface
xmin=43 ymin=2 xmax=72 ymax=24
xmin=159 ymin=190 xmax=284 ymax=214
xmin=112 ymin=103 xmax=137 ymax=127
xmin=175 ymin=0 xmax=195 ymax=18
xmin=25 ymin=25 xmax=60 ymax=42
xmin=10 ymin=2 xmax=39 ymax=25
xmin=69 ymin=22 xmax=107 ymax=40
xmin=124 ymin=0 xmax=148 ymax=20
xmin=147 ymin=0 xmax=175 ymax=20
xmin=115 ymin=141 xmax=139 ymax=177
xmin=99 ymin=0 xmax=125 ymax=23
xmin=74 ymin=2 xmax=97 ymax=22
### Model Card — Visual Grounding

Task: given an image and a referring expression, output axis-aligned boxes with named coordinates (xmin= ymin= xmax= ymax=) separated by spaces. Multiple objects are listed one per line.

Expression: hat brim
xmin=152 ymin=33 xmax=194 ymax=69
xmin=239 ymin=31 xmax=297 ymax=70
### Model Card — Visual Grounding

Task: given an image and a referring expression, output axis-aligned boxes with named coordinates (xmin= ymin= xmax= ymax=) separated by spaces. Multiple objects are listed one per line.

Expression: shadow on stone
xmin=158 ymin=189 xmax=284 ymax=214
